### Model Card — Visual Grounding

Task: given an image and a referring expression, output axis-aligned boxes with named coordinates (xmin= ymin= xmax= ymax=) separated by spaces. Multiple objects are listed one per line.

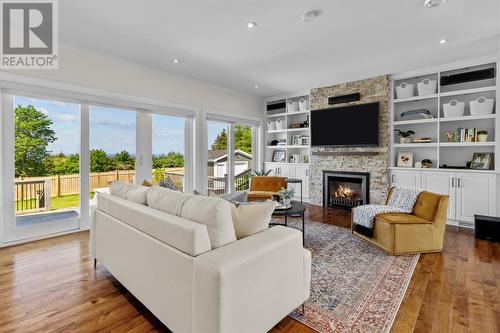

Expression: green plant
xmin=251 ymin=168 xmax=272 ymax=176
xmin=477 ymin=130 xmax=488 ymax=135
xmin=278 ymin=187 xmax=295 ymax=199
xmin=394 ymin=129 xmax=415 ymax=138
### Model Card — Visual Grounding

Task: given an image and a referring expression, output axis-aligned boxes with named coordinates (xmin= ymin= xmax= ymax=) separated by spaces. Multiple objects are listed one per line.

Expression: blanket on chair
xmin=353 ymin=187 xmax=423 ymax=238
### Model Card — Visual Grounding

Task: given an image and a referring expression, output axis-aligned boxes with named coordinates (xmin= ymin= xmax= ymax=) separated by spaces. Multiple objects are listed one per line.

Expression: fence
xmin=15 ymin=170 xmax=136 ymax=198
xmin=15 ymin=179 xmax=51 ymax=214
xmin=207 ymin=169 xmax=251 ymax=195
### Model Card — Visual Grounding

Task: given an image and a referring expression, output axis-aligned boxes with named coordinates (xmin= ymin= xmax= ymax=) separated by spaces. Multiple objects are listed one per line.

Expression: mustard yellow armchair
xmin=352 ymin=187 xmax=449 ymax=255
xmin=247 ymin=176 xmax=287 ymax=202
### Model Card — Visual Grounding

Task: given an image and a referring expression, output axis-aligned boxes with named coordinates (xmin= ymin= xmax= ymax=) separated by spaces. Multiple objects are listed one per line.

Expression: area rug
xmin=282 ymin=219 xmax=419 ymax=333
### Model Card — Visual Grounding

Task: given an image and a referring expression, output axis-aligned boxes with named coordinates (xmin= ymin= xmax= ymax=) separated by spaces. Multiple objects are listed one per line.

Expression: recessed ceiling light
xmin=439 ymin=39 xmax=447 ymax=44
xmin=246 ymin=21 xmax=257 ymax=29
xmin=254 ymin=84 xmax=259 ymax=89
xmin=173 ymin=58 xmax=180 ymax=63
xmin=424 ymin=0 xmax=447 ymax=8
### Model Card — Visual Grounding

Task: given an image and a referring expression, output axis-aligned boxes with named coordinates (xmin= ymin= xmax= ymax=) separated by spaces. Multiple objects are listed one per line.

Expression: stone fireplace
xmin=309 ymin=75 xmax=390 ymax=205
xmin=323 ymin=171 xmax=369 ymax=208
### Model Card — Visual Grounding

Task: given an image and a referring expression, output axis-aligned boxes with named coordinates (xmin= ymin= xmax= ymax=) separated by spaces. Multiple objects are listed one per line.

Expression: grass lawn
xmin=16 ymin=192 xmax=95 ymax=212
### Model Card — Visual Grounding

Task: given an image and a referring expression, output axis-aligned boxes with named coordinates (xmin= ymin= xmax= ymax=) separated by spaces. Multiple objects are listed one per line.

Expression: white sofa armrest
xmin=193 ymin=226 xmax=311 ymax=333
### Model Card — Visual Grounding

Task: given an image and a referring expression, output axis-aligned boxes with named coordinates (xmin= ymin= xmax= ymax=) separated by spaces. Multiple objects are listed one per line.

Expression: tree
xmin=90 ymin=149 xmax=116 ymax=172
xmin=235 ymin=124 xmax=252 ymax=154
xmin=15 ymin=105 xmax=56 ymax=177
xmin=211 ymin=128 xmax=227 ymax=150
xmin=210 ymin=125 xmax=252 ymax=153
xmin=114 ymin=150 xmax=135 ymax=170
xmin=152 ymin=151 xmax=184 ymax=169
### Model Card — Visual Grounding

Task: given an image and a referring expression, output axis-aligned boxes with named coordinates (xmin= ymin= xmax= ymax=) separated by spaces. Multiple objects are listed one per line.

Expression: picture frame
xmin=292 ymin=135 xmax=301 ymax=146
xmin=300 ymin=136 xmax=309 ymax=146
xmin=272 ymin=150 xmax=286 ymax=163
xmin=397 ymin=152 xmax=414 ymax=167
xmin=470 ymin=152 xmax=494 ymax=170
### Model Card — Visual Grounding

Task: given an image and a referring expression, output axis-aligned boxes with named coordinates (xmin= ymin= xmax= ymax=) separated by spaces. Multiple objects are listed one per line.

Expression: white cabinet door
xmin=279 ymin=165 xmax=292 ymax=178
xmin=456 ymin=173 xmax=497 ymax=222
xmin=264 ymin=163 xmax=277 ymax=176
xmin=421 ymin=172 xmax=456 ymax=220
xmin=293 ymin=165 xmax=310 ymax=200
xmin=390 ymin=170 xmax=421 ymax=188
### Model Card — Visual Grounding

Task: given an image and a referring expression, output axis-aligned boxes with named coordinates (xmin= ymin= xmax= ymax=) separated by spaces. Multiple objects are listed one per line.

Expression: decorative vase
xmin=478 ymin=134 xmax=488 ymax=142
xmin=282 ymin=198 xmax=291 ymax=206
xmin=399 ymin=137 xmax=412 ymax=143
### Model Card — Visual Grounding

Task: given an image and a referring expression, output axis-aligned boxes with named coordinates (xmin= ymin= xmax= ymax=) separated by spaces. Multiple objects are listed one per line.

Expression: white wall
xmin=1 ymin=44 xmax=263 ymax=117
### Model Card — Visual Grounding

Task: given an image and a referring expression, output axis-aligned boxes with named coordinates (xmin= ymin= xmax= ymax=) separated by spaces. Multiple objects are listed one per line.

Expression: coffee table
xmin=271 ymin=201 xmax=306 ymax=245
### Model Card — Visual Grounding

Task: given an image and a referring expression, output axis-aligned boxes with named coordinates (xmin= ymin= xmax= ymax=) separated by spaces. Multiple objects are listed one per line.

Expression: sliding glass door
xmin=3 ymin=95 xmax=81 ymax=241
xmin=233 ymin=123 xmax=253 ymax=192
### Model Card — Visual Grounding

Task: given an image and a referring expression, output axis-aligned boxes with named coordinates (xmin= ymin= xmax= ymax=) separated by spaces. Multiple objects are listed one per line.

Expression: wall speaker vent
xmin=441 ymin=68 xmax=495 ymax=86
xmin=328 ymin=93 xmax=361 ymax=105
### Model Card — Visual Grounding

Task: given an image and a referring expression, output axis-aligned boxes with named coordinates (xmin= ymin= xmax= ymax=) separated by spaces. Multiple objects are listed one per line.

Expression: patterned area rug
xmin=282 ymin=218 xmax=419 ymax=333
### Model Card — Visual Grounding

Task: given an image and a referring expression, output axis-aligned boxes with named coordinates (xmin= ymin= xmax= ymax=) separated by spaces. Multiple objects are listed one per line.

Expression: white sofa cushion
xmin=147 ymin=186 xmax=191 ymax=216
xmin=231 ymin=201 xmax=275 ymax=239
xmin=109 ymin=181 xmax=148 ymax=205
xmin=97 ymin=192 xmax=211 ymax=256
xmin=180 ymin=195 xmax=236 ymax=249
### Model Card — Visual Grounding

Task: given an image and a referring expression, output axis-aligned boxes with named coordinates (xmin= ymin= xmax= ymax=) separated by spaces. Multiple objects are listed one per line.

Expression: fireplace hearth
xmin=323 ymin=171 xmax=369 ymax=209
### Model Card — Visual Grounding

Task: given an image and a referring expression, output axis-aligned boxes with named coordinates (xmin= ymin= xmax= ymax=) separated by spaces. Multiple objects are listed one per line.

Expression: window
xmin=152 ymin=113 xmax=186 ymax=191
xmin=89 ymin=106 xmax=136 ymax=188
xmin=233 ymin=123 xmax=253 ymax=191
xmin=207 ymin=121 xmax=230 ymax=194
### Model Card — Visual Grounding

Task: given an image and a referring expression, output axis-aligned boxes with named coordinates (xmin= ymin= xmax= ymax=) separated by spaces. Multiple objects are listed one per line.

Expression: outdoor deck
xmin=15 ymin=210 xmax=80 ymax=227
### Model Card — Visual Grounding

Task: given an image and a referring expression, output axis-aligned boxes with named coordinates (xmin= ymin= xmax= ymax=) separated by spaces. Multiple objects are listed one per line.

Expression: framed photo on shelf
xmin=292 ymin=135 xmax=301 ymax=146
xmin=470 ymin=152 xmax=494 ymax=170
xmin=300 ymin=136 xmax=309 ymax=146
xmin=272 ymin=150 xmax=286 ymax=163
xmin=397 ymin=152 xmax=414 ymax=167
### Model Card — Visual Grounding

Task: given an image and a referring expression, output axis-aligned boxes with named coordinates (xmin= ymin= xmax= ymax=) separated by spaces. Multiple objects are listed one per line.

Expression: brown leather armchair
xmin=352 ymin=187 xmax=449 ymax=255
xmin=247 ymin=176 xmax=287 ymax=202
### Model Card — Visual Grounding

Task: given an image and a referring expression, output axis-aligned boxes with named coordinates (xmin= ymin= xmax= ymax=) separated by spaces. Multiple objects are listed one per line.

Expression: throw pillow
xmin=146 ymin=186 xmax=192 ymax=216
xmin=109 ymin=180 xmax=129 ymax=198
xmin=159 ymin=176 xmax=178 ymax=191
xmin=142 ymin=179 xmax=153 ymax=187
xmin=109 ymin=181 xmax=148 ymax=205
xmin=231 ymin=201 xmax=275 ymax=239
xmin=180 ymin=195 xmax=236 ymax=249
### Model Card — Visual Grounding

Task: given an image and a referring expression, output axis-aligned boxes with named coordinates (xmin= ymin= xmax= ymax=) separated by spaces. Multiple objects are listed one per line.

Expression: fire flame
xmin=334 ymin=184 xmax=356 ymax=199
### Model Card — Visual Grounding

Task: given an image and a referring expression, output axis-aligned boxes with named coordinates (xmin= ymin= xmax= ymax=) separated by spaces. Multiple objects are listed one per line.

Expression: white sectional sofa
xmin=90 ymin=183 xmax=311 ymax=333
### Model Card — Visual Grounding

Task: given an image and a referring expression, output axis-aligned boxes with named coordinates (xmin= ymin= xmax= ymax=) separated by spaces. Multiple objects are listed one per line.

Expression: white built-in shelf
xmin=287 ymin=110 xmax=310 ymax=115
xmin=439 ymin=142 xmax=496 ymax=147
xmin=266 ymin=112 xmax=287 ymax=118
xmin=266 ymin=145 xmax=309 ymax=149
xmin=394 ymin=118 xmax=438 ymax=125
xmin=389 ymin=166 xmax=500 ymax=174
xmin=287 ymin=127 xmax=310 ymax=132
xmin=266 ymin=129 xmax=286 ymax=134
xmin=393 ymin=143 xmax=438 ymax=148
xmin=393 ymin=94 xmax=438 ymax=103
xmin=440 ymin=86 xmax=496 ymax=97
xmin=439 ymin=114 xmax=496 ymax=122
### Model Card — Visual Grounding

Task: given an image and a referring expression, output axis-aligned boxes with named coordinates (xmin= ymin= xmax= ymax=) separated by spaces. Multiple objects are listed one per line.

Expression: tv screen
xmin=311 ymin=102 xmax=379 ymax=147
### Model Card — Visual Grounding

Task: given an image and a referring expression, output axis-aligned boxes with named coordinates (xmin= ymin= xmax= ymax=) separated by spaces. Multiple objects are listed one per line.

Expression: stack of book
xmin=412 ymin=137 xmax=432 ymax=143
xmin=455 ymin=128 xmax=479 ymax=142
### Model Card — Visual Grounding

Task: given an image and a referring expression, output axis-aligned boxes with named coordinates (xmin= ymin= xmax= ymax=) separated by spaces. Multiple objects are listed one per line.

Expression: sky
xmin=15 ymin=96 xmax=226 ymax=156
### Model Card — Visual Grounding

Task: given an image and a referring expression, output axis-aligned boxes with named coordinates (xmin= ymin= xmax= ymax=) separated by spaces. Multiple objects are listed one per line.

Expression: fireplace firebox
xmin=323 ymin=171 xmax=369 ymax=208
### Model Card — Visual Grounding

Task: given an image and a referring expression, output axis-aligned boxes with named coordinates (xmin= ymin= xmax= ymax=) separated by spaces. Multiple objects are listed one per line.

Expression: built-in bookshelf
xmin=265 ymin=95 xmax=311 ymax=165
xmin=389 ymin=59 xmax=499 ymax=171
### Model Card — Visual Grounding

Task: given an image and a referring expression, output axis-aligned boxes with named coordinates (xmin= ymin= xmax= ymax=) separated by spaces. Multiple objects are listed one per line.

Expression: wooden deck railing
xmin=15 ymin=179 xmax=51 ymax=214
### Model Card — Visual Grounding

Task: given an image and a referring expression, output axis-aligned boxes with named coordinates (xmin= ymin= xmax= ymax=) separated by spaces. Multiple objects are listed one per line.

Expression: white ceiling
xmin=61 ymin=0 xmax=500 ymax=97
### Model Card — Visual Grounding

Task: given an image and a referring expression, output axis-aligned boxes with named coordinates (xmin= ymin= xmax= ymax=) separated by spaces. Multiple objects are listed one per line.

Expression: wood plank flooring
xmin=0 ymin=204 xmax=498 ymax=332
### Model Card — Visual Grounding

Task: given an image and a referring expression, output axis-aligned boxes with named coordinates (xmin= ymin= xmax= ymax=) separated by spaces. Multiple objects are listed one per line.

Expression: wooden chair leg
xmin=93 ymin=258 xmax=97 ymax=268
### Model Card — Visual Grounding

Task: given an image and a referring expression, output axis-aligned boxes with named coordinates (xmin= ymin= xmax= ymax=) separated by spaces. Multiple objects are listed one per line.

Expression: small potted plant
xmin=251 ymin=169 xmax=272 ymax=176
xmin=278 ymin=187 xmax=295 ymax=206
xmin=477 ymin=130 xmax=488 ymax=142
xmin=394 ymin=129 xmax=415 ymax=143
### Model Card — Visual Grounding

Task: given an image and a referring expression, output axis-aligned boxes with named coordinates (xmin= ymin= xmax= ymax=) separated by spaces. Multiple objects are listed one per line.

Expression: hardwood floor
xmin=0 ymin=205 xmax=498 ymax=332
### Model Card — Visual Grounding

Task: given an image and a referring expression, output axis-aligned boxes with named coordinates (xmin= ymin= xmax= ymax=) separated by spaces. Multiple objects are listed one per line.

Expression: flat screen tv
xmin=311 ymin=102 xmax=379 ymax=147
